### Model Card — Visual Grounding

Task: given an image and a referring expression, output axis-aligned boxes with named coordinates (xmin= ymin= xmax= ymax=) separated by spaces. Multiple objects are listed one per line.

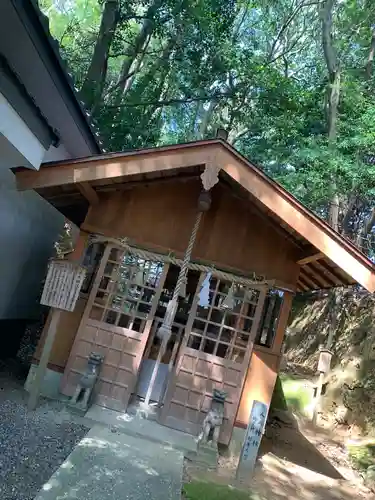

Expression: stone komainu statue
xmin=70 ymin=352 xmax=103 ymax=410
xmin=197 ymin=389 xmax=227 ymax=446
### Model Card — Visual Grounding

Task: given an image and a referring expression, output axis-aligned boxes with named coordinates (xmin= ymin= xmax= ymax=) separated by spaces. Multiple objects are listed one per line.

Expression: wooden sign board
xmin=236 ymin=400 xmax=268 ymax=480
xmin=40 ymin=260 xmax=86 ymax=312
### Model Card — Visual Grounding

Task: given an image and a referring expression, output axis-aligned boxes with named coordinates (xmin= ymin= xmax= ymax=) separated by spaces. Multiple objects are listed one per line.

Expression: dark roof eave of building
xmin=14 ymin=0 xmax=101 ymax=154
xmin=0 ymin=52 xmax=60 ymax=148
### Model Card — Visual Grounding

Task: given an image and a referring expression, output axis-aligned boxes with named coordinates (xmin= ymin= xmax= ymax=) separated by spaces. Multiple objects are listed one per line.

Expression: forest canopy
xmin=39 ymin=0 xmax=375 ymax=255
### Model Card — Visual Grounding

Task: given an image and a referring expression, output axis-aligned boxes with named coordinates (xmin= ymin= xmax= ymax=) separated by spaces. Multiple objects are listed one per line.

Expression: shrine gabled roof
xmin=12 ymin=139 xmax=375 ymax=293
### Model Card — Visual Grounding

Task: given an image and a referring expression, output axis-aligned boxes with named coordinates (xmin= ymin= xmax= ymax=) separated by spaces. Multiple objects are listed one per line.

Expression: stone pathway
xmin=34 ymin=425 xmax=184 ymax=500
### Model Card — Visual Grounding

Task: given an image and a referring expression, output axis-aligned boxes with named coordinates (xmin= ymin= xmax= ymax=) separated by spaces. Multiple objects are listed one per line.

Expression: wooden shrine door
xmin=61 ymin=244 xmax=168 ymax=411
xmin=160 ymin=273 xmax=266 ymax=445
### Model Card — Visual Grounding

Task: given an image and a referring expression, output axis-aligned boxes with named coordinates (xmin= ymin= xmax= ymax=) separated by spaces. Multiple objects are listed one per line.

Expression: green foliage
xmin=260 ymin=373 xmax=312 ymax=416
xmin=38 ymin=0 xmax=375 ymax=251
xmin=279 ymin=374 xmax=312 ymax=415
xmin=39 ymin=0 xmax=102 ymax=85
xmin=348 ymin=442 xmax=375 ymax=471
xmin=270 ymin=376 xmax=288 ymax=411
xmin=183 ymin=480 xmax=259 ymax=500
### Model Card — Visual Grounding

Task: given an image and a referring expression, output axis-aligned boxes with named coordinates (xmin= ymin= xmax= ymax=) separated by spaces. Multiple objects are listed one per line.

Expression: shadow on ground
xmin=260 ymin=426 xmax=343 ymax=480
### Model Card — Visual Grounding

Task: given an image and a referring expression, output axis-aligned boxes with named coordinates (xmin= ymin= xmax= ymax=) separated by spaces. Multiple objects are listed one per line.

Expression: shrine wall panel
xmin=85 ymin=179 xmax=300 ymax=288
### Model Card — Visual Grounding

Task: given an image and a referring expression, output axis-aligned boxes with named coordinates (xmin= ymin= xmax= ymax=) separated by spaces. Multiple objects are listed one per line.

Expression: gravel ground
xmin=0 ymin=373 xmax=88 ymax=500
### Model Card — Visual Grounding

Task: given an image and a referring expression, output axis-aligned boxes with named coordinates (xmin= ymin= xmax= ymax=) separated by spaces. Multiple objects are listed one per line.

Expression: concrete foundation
xmin=24 ymin=364 xmax=62 ymax=399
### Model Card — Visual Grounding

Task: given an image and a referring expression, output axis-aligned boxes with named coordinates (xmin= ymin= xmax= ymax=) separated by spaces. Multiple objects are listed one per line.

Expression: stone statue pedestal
xmin=187 ymin=443 xmax=218 ymax=470
xmin=197 ymin=443 xmax=218 ymax=468
xmin=67 ymin=401 xmax=88 ymax=416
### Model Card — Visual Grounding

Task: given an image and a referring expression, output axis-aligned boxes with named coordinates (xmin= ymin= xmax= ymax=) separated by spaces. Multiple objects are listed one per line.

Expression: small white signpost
xmin=236 ymin=400 xmax=268 ymax=480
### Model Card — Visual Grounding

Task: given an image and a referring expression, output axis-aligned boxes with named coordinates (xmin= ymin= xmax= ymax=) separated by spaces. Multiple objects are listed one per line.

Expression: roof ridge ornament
xmin=200 ymin=131 xmax=225 ymax=190
xmin=200 ymin=164 xmax=221 ymax=191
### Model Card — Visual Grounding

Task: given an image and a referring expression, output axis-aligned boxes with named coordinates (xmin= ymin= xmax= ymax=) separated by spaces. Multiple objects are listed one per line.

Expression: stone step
xmin=83 ymin=404 xmax=198 ymax=456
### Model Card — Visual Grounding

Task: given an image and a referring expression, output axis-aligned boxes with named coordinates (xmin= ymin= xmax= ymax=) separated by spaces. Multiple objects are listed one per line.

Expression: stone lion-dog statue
xmin=197 ymin=389 xmax=227 ymax=447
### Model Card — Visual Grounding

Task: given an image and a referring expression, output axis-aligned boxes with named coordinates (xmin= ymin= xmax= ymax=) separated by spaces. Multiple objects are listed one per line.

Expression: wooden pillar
xmin=273 ymin=291 xmax=294 ymax=355
xmin=236 ymin=292 xmax=294 ymax=426
xmin=236 ymin=291 xmax=294 ymax=476
xmin=28 ymin=310 xmax=62 ymax=410
xmin=69 ymin=230 xmax=90 ymax=262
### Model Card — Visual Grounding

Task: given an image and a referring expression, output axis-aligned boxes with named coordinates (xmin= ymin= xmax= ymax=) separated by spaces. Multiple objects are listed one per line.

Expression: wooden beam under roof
xmin=309 ymin=260 xmax=344 ymax=286
xmin=301 ymin=265 xmax=334 ymax=288
xmin=77 ymin=182 xmax=99 ymax=205
xmin=297 ymin=279 xmax=310 ymax=292
xmin=299 ymin=270 xmax=321 ymax=290
xmin=297 ymin=249 xmax=325 ymax=266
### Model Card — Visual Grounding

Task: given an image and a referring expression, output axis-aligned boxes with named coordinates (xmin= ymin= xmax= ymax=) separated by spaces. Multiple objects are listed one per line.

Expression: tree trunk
xmin=114 ymin=0 xmax=163 ymax=105
xmin=115 ymin=19 xmax=154 ymax=102
xmin=329 ymin=192 xmax=340 ymax=231
xmin=327 ymin=70 xmax=340 ymax=143
xmin=366 ymin=28 xmax=375 ymax=79
xmin=321 ymin=0 xmax=339 ymax=144
xmin=187 ymin=102 xmax=203 ymax=141
xmin=81 ymin=0 xmax=120 ymax=110
xmin=198 ymin=100 xmax=216 ymax=139
xmin=356 ymin=207 xmax=375 ymax=251
xmin=316 ymin=2 xmax=341 ymax=418
xmin=122 ymin=51 xmax=147 ymax=99
xmin=341 ymin=193 xmax=358 ymax=238
xmin=321 ymin=0 xmax=340 ymax=231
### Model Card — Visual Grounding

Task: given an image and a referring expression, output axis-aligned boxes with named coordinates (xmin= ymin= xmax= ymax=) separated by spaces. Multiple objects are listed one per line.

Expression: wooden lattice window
xmin=81 ymin=242 xmax=105 ymax=294
xmin=188 ymin=276 xmax=261 ymax=364
xmin=89 ymin=247 xmax=165 ymax=333
xmin=255 ymin=289 xmax=284 ymax=348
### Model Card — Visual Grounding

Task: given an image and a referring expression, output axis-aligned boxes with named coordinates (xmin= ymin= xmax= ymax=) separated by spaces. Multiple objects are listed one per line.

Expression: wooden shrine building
xmin=14 ymin=138 xmax=375 ymax=445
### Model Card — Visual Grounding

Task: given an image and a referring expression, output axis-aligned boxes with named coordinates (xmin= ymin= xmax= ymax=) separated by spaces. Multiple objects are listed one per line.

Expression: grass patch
xmin=183 ymin=480 xmax=259 ymax=500
xmin=279 ymin=375 xmax=312 ymax=414
xmin=348 ymin=443 xmax=375 ymax=471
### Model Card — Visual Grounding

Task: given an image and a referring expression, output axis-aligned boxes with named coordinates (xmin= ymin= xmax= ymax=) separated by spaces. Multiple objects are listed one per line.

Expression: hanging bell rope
xmin=143 ymin=203 xmax=205 ymax=406
xmin=178 ymin=272 xmax=187 ymax=298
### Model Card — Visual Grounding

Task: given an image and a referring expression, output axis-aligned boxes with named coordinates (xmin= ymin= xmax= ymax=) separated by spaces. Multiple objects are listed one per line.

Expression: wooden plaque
xmin=40 ymin=259 xmax=86 ymax=311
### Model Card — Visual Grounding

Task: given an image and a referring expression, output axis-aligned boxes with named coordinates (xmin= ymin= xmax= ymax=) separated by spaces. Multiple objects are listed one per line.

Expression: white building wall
xmin=0 ymin=92 xmax=46 ymax=169
xmin=0 ymin=93 xmax=67 ymax=320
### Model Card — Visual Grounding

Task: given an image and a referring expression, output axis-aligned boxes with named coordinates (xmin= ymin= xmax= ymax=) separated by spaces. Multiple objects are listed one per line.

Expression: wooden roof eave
xmin=13 ymin=141 xmax=219 ymax=191
xmin=216 ymin=146 xmax=375 ymax=293
xmin=12 ymin=139 xmax=375 ymax=293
